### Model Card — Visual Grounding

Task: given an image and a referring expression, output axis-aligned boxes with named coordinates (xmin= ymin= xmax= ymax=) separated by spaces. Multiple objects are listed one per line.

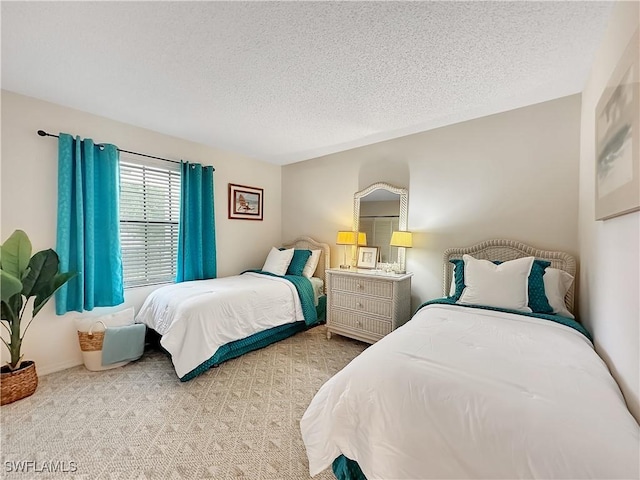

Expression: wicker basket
xmin=77 ymin=330 xmax=105 ymax=352
xmin=77 ymin=320 xmax=130 ymax=371
xmin=1 ymin=361 xmax=38 ymax=406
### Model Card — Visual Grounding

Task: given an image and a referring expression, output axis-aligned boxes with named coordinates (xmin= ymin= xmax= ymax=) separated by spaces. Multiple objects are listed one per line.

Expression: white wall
xmin=578 ymin=2 xmax=640 ymax=422
xmin=283 ymin=95 xmax=582 ymax=309
xmin=1 ymin=90 xmax=282 ymax=374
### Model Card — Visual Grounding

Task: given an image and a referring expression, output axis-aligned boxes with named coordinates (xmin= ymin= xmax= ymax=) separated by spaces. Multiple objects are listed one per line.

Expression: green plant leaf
xmin=22 ymin=249 xmax=59 ymax=298
xmin=1 ymin=270 xmax=22 ymax=303
xmin=0 ymin=230 xmax=32 ymax=279
xmin=33 ymin=271 xmax=77 ymax=317
xmin=1 ymin=300 xmax=15 ymax=323
xmin=8 ymin=294 xmax=22 ymax=321
xmin=21 ymin=266 xmax=31 ymax=281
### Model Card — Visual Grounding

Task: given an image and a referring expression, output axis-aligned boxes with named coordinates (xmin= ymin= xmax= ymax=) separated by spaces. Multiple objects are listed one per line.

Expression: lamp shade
xmin=390 ymin=231 xmax=413 ymax=248
xmin=336 ymin=231 xmax=356 ymax=245
xmin=358 ymin=232 xmax=367 ymax=246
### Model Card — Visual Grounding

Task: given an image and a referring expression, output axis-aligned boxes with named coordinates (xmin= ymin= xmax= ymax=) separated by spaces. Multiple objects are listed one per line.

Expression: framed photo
xmin=595 ymin=29 xmax=639 ymax=221
xmin=357 ymin=246 xmax=379 ymax=269
xmin=228 ymin=183 xmax=263 ymax=221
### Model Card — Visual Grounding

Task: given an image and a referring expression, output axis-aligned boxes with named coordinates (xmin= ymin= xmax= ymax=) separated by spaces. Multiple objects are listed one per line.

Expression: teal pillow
xmin=528 ymin=260 xmax=553 ymax=314
xmin=449 ymin=258 xmax=553 ymax=314
xmin=283 ymin=249 xmax=312 ymax=276
xmin=449 ymin=259 xmax=465 ymax=300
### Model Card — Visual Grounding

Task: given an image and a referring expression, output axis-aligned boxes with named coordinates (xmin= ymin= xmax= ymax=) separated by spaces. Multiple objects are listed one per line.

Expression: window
xmin=119 ymin=157 xmax=181 ymax=287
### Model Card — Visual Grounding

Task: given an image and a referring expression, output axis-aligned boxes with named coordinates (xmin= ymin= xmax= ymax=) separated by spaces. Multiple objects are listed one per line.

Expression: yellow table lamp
xmin=336 ymin=231 xmax=356 ymax=269
xmin=390 ymin=231 xmax=413 ymax=274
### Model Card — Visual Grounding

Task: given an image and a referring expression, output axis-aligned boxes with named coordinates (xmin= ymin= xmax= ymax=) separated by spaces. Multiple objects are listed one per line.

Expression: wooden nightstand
xmin=326 ymin=269 xmax=413 ymax=344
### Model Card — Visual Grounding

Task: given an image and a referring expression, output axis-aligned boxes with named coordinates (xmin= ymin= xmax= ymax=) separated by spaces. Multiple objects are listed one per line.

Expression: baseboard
xmin=36 ymin=359 xmax=83 ymax=377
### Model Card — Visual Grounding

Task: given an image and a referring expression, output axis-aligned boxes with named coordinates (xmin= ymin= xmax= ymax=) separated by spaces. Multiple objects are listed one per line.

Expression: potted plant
xmin=1 ymin=230 xmax=75 ymax=405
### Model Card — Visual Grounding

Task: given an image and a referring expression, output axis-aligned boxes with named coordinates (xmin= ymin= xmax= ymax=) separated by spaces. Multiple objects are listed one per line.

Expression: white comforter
xmin=301 ymin=304 xmax=639 ymax=479
xmin=136 ymin=273 xmax=304 ymax=378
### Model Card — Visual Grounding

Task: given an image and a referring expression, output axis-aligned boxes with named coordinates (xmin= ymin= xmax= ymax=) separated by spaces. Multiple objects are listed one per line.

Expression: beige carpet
xmin=1 ymin=325 xmax=367 ymax=479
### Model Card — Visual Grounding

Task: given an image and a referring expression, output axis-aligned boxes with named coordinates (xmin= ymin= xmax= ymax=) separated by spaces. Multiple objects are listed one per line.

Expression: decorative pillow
xmin=458 ymin=254 xmax=534 ymax=312
xmin=449 ymin=275 xmax=456 ymax=297
xmin=449 ymin=259 xmax=465 ymax=299
xmin=543 ymin=267 xmax=575 ymax=319
xmin=262 ymin=247 xmax=294 ymax=276
xmin=450 ymin=258 xmax=553 ymax=313
xmin=528 ymin=260 xmax=553 ymax=314
xmin=286 ymin=249 xmax=312 ymax=276
xmin=74 ymin=307 xmax=135 ymax=332
xmin=302 ymin=250 xmax=322 ymax=279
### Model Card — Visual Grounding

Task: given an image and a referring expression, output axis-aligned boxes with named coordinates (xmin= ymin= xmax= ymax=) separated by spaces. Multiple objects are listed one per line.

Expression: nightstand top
xmin=327 ymin=268 xmax=413 ymax=281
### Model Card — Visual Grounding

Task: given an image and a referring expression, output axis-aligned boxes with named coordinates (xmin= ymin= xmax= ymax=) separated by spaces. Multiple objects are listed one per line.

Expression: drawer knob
xmin=356 ymin=283 xmax=362 ymax=289
xmin=356 ymin=302 xmax=363 ymax=308
xmin=356 ymin=320 xmax=362 ymax=326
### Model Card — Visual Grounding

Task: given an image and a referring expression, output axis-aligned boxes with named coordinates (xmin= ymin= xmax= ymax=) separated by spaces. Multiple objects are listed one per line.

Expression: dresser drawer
xmin=332 ymin=292 xmax=392 ymax=318
xmin=329 ymin=308 xmax=392 ymax=337
xmin=331 ymin=275 xmax=393 ymax=299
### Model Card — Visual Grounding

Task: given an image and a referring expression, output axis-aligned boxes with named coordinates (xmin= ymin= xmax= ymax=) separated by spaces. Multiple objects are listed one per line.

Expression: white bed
xmin=136 ymin=236 xmax=329 ymax=380
xmin=301 ymin=240 xmax=640 ymax=479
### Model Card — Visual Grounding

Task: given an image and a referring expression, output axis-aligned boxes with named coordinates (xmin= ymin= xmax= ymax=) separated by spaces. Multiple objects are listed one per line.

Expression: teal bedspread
xmin=179 ymin=271 xmax=321 ymax=382
xmin=417 ymin=298 xmax=592 ymax=342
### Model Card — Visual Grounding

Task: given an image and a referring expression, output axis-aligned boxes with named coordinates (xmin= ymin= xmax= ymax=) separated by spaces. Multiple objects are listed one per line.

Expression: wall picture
xmin=228 ymin=183 xmax=263 ymax=220
xmin=595 ymin=29 xmax=640 ymax=221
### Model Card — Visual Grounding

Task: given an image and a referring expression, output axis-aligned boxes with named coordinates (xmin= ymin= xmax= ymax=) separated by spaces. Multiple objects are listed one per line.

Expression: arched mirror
xmin=353 ymin=182 xmax=408 ymax=270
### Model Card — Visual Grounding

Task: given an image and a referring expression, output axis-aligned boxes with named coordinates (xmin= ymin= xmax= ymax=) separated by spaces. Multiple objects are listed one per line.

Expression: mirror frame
xmin=353 ymin=182 xmax=409 ymax=270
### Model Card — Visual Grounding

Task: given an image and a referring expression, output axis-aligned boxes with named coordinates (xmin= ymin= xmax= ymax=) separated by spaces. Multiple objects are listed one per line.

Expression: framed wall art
xmin=228 ymin=183 xmax=263 ymax=221
xmin=595 ymin=29 xmax=639 ymax=221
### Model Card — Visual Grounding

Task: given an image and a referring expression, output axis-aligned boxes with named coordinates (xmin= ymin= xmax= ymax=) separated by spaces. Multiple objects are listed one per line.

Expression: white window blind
xmin=119 ymin=158 xmax=181 ymax=287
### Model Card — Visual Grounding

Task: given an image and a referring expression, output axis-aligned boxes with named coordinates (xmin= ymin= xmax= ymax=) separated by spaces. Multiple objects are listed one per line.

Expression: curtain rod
xmin=37 ymin=130 xmax=215 ymax=171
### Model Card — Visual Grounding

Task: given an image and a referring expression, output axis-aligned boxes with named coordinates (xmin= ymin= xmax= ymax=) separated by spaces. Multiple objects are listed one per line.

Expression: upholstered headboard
xmin=443 ymin=239 xmax=577 ymax=314
xmin=282 ymin=236 xmax=330 ymax=292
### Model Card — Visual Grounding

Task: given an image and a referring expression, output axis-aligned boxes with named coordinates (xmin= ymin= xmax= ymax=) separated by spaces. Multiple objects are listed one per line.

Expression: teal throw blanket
xmin=242 ymin=270 xmax=318 ymax=326
xmin=417 ymin=298 xmax=592 ymax=342
xmin=101 ymin=323 xmax=146 ymax=365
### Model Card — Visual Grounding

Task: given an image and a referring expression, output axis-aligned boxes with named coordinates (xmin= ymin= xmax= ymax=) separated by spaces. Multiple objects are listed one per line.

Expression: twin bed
xmin=301 ymin=239 xmax=639 ymax=479
xmin=136 ymin=237 xmax=330 ymax=381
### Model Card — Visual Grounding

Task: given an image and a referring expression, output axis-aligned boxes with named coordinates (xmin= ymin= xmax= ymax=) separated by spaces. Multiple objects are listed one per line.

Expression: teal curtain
xmin=176 ymin=161 xmax=216 ymax=282
xmin=55 ymin=133 xmax=124 ymax=314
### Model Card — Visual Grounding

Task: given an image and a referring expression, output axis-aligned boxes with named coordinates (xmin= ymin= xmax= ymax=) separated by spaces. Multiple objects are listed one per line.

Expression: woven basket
xmin=77 ymin=330 xmax=105 ymax=352
xmin=1 ymin=361 xmax=38 ymax=406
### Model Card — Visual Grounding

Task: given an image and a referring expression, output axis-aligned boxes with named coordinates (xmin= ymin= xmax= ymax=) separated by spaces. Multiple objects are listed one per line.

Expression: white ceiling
xmin=2 ymin=2 xmax=612 ymax=165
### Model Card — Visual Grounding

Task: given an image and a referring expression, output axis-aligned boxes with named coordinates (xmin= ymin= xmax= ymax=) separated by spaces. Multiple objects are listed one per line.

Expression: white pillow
xmin=75 ymin=307 xmax=135 ymax=332
xmin=302 ymin=249 xmax=322 ymax=279
xmin=543 ymin=267 xmax=575 ymax=319
xmin=262 ymin=247 xmax=294 ymax=276
xmin=458 ymin=254 xmax=534 ymax=312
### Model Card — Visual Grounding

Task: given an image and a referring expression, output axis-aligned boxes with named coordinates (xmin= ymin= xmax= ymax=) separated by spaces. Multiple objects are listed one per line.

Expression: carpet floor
xmin=1 ymin=325 xmax=367 ymax=479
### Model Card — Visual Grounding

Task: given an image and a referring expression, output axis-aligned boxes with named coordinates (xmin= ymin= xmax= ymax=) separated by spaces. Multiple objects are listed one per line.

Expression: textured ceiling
xmin=2 ymin=2 xmax=612 ymax=165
